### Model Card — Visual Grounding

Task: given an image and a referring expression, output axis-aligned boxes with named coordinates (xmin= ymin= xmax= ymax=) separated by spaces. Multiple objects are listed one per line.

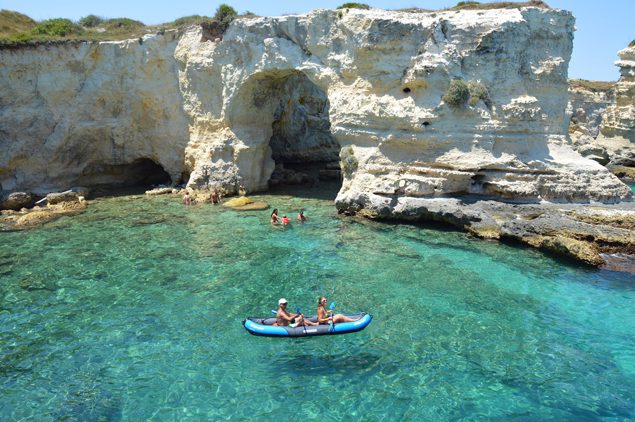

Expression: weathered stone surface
xmin=338 ymin=194 xmax=635 ymax=268
xmin=1 ymin=192 xmax=34 ymax=210
xmin=46 ymin=191 xmax=79 ymax=205
xmin=0 ymin=7 xmax=630 ymax=204
xmin=596 ymin=44 xmax=635 ymax=169
xmin=0 ymin=201 xmax=87 ymax=230
xmin=146 ymin=187 xmax=176 ymax=195
xmin=567 ymin=80 xmax=614 ymax=164
xmin=0 ymin=31 xmax=189 ymax=195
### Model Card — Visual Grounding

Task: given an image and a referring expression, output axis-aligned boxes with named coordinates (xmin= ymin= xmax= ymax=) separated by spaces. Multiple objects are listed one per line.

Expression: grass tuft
xmin=337 ymin=3 xmax=371 ymax=9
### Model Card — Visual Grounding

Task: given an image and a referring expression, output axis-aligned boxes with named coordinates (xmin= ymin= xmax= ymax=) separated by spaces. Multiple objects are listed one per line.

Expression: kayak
xmin=243 ymin=312 xmax=372 ymax=337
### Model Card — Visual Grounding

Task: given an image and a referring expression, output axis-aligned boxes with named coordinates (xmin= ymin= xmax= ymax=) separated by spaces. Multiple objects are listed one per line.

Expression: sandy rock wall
xmin=596 ymin=44 xmax=635 ymax=168
xmin=567 ymin=81 xmax=614 ymax=164
xmin=0 ymin=7 xmax=632 ymax=206
xmin=0 ymin=32 xmax=189 ymax=195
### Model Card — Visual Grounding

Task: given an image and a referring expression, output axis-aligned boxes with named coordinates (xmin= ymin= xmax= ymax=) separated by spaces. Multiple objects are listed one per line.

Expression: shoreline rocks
xmin=0 ymin=192 xmax=34 ymax=211
xmin=1 ymin=198 xmax=87 ymax=230
xmin=336 ymin=193 xmax=635 ymax=271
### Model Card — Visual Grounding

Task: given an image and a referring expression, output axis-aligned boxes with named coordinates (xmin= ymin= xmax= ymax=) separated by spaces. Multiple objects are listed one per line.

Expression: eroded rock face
xmin=0 ymin=33 xmax=189 ymax=195
xmin=0 ymin=7 xmax=631 ymax=207
xmin=596 ymin=44 xmax=635 ymax=169
xmin=567 ymin=80 xmax=614 ymax=164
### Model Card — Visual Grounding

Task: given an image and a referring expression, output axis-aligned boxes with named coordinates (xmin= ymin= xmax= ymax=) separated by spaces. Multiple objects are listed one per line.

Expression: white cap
xmin=278 ymin=298 xmax=288 ymax=305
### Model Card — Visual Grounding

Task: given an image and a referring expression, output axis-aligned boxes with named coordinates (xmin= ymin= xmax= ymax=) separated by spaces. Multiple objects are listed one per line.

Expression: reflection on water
xmin=0 ymin=185 xmax=633 ymax=420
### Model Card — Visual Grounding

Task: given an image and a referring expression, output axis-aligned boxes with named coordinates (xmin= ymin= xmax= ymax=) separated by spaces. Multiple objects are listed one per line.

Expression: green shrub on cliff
xmin=443 ymin=79 xmax=470 ymax=108
xmin=79 ymin=15 xmax=104 ymax=28
xmin=171 ymin=15 xmax=211 ymax=27
xmin=629 ymin=39 xmax=635 ymax=47
xmin=104 ymin=18 xmax=145 ymax=31
xmin=33 ymin=19 xmax=83 ymax=37
xmin=337 ymin=3 xmax=370 ymax=9
xmin=341 ymin=146 xmax=359 ymax=178
xmin=468 ymin=80 xmax=492 ymax=108
xmin=214 ymin=4 xmax=237 ymax=27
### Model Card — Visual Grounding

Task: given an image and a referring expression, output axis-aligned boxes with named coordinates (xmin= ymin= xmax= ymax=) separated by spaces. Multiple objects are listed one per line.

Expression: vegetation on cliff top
xmin=0 ymin=10 xmax=36 ymax=33
xmin=337 ymin=3 xmax=371 ymax=9
xmin=2 ymin=1 xmax=552 ymax=45
xmin=569 ymin=79 xmax=615 ymax=92
xmin=0 ymin=4 xmax=243 ymax=45
xmin=397 ymin=1 xmax=549 ymax=13
xmin=449 ymin=1 xmax=549 ymax=10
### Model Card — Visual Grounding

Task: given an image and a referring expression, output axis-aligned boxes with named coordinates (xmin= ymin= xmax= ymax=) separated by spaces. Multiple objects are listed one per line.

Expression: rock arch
xmin=226 ymin=69 xmax=340 ymax=191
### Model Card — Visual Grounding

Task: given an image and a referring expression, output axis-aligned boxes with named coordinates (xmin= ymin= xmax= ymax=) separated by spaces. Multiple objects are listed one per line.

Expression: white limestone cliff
xmin=0 ymin=7 xmax=631 ymax=207
xmin=596 ymin=44 xmax=635 ymax=169
xmin=567 ymin=80 xmax=614 ymax=164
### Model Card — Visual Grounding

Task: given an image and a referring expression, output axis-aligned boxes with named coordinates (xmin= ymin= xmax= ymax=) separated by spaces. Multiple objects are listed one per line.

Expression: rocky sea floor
xmin=0 ymin=184 xmax=634 ymax=420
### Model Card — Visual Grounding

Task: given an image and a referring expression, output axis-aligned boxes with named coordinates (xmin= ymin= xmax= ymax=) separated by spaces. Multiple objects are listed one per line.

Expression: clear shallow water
xmin=1 ymin=185 xmax=634 ymax=420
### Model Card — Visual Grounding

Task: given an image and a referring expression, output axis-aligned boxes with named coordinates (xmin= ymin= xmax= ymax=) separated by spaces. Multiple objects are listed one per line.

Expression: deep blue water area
xmin=1 ymin=186 xmax=633 ymax=420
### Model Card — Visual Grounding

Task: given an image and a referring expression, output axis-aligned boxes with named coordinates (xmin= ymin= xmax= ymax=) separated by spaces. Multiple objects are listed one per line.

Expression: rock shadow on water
xmin=270 ymin=350 xmax=383 ymax=377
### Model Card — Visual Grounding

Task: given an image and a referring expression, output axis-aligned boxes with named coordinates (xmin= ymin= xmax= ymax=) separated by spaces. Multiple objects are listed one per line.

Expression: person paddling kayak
xmin=276 ymin=298 xmax=316 ymax=327
xmin=317 ymin=296 xmax=355 ymax=324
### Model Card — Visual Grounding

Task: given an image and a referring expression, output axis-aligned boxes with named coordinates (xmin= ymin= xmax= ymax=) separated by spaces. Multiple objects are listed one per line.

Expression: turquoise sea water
xmin=628 ymin=182 xmax=635 ymax=193
xmin=1 ymin=185 xmax=634 ymax=420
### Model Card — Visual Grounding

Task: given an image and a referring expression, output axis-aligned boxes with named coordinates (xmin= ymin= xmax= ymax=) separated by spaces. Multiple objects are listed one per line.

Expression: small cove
xmin=0 ymin=185 xmax=634 ymax=420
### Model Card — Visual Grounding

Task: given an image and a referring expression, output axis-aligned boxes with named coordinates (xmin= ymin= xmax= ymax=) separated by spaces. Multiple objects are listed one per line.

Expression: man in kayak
xmin=317 ymin=296 xmax=355 ymax=324
xmin=276 ymin=298 xmax=316 ymax=327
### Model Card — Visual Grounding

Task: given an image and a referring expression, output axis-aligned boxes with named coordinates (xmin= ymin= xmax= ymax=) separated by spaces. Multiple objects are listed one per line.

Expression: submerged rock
xmin=339 ymin=194 xmax=635 ymax=267
xmin=222 ymin=196 xmax=269 ymax=211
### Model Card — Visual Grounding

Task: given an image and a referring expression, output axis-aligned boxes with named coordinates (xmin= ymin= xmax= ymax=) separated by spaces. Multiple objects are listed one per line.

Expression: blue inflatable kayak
xmin=243 ymin=312 xmax=372 ymax=337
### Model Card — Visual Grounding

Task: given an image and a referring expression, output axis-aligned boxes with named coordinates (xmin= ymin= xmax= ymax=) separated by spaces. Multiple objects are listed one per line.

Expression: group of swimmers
xmin=270 ymin=208 xmax=307 ymax=226
xmin=276 ymin=297 xmax=356 ymax=327
xmin=182 ymin=190 xmax=221 ymax=205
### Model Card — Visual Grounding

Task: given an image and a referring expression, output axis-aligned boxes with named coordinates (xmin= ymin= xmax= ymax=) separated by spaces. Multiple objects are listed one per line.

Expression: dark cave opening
xmin=80 ymin=158 xmax=172 ymax=197
xmin=265 ymin=72 xmax=342 ymax=188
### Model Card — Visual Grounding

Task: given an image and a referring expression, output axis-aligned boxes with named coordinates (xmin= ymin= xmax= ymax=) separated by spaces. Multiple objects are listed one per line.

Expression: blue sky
xmin=2 ymin=0 xmax=633 ymax=81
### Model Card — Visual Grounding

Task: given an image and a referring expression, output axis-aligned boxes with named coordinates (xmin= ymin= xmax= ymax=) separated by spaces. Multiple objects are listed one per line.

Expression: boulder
xmin=46 ymin=191 xmax=79 ymax=205
xmin=146 ymin=187 xmax=176 ymax=195
xmin=1 ymin=192 xmax=34 ymax=210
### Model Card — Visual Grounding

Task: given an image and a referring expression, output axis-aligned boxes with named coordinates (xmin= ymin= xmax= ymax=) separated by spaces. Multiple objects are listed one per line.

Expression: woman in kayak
xmin=316 ymin=296 xmax=355 ymax=324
